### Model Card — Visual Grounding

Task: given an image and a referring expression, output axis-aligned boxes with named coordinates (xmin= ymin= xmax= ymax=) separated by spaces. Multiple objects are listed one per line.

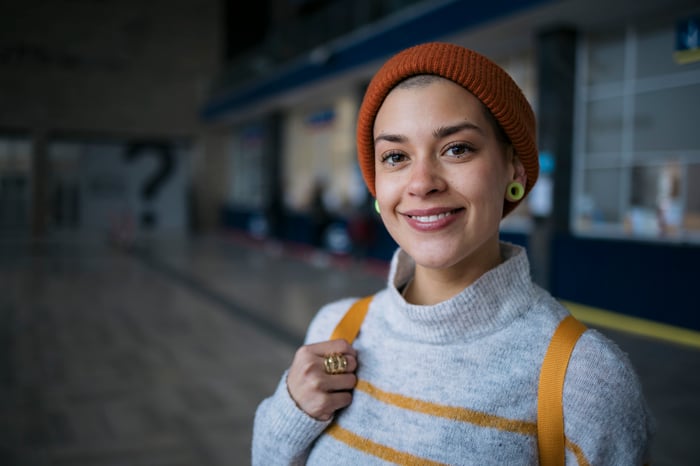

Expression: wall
xmin=0 ymin=0 xmax=221 ymax=136
xmin=0 ymin=0 xmax=222 ymax=238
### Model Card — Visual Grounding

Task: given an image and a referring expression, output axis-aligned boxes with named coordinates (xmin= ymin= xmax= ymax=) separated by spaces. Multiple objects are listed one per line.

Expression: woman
xmin=252 ymin=42 xmax=653 ymax=465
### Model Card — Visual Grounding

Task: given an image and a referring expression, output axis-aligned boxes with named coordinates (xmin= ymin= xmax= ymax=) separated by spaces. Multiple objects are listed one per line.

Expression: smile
xmin=403 ymin=208 xmax=464 ymax=231
xmin=409 ymin=211 xmax=456 ymax=223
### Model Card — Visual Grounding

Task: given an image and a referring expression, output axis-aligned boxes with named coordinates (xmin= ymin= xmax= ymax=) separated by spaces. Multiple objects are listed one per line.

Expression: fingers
xmin=305 ymin=339 xmax=359 ymax=378
xmin=286 ymin=339 xmax=359 ymax=421
xmin=299 ymin=390 xmax=353 ymax=422
xmin=314 ymin=338 xmax=357 ymax=358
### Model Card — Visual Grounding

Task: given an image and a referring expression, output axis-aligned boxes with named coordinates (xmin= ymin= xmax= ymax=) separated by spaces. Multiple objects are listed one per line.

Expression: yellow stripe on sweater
xmin=566 ymin=437 xmax=591 ymax=466
xmin=356 ymin=379 xmax=537 ymax=436
xmin=327 ymin=379 xmax=590 ymax=466
xmin=326 ymin=423 xmax=448 ymax=466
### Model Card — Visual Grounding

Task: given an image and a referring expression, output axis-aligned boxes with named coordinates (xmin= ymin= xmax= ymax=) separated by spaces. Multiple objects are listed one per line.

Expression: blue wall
xmin=551 ymin=235 xmax=698 ymax=331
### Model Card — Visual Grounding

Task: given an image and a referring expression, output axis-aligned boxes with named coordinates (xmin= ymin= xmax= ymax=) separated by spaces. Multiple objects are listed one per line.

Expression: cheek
xmin=374 ymin=171 xmax=396 ymax=200
xmin=374 ymin=176 xmax=400 ymax=224
xmin=374 ymin=188 xmax=391 ymax=220
xmin=452 ymin=168 xmax=507 ymax=205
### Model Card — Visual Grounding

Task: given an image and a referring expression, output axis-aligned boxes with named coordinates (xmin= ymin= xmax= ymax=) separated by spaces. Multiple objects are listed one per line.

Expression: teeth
xmin=411 ymin=211 xmax=453 ymax=223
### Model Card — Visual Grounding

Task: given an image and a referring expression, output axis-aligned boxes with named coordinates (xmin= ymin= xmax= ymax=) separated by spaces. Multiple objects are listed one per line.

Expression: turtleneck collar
xmin=380 ymin=242 xmax=537 ymax=344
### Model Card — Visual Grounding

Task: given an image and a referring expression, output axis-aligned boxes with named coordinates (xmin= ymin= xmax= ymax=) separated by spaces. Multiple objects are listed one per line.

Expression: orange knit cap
xmin=356 ymin=41 xmax=539 ymax=217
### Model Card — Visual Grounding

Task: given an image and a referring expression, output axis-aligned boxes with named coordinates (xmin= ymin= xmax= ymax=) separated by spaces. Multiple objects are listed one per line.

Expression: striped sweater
xmin=252 ymin=243 xmax=654 ymax=465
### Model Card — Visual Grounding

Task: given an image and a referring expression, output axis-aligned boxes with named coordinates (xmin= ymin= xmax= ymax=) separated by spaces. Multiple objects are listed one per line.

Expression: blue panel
xmin=202 ymin=0 xmax=553 ymax=120
xmin=551 ymin=236 xmax=700 ymax=331
xmin=500 ymin=231 xmax=528 ymax=249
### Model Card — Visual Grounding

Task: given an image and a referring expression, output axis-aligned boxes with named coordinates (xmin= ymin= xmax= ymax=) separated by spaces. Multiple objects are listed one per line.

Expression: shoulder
xmin=568 ymin=328 xmax=645 ymax=395
xmin=303 ymin=296 xmax=365 ymax=344
xmin=563 ymin=328 xmax=654 ymax=461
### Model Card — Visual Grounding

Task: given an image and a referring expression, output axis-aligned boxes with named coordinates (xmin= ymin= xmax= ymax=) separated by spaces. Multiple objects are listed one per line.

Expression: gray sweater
xmin=252 ymin=243 xmax=654 ymax=465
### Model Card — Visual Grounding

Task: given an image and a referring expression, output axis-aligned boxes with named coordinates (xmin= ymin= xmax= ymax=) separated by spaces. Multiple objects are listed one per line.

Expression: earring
xmin=374 ymin=199 xmax=381 ymax=214
xmin=506 ymin=181 xmax=525 ymax=201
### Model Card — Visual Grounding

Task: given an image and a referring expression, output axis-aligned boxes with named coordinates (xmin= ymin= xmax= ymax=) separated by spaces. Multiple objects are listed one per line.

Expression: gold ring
xmin=323 ymin=353 xmax=348 ymax=375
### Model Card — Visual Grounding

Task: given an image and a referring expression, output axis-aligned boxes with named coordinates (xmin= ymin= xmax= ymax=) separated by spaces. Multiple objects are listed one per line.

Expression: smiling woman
xmin=252 ymin=42 xmax=654 ymax=466
xmin=372 ymin=77 xmax=520 ymax=291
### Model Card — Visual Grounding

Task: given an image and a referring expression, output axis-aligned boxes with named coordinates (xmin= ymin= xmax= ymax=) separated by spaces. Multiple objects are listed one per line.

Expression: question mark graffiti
xmin=125 ymin=142 xmax=174 ymax=229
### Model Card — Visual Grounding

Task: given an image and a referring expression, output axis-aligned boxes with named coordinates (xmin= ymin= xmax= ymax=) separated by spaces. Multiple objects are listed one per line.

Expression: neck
xmin=405 ymin=242 xmax=503 ymax=305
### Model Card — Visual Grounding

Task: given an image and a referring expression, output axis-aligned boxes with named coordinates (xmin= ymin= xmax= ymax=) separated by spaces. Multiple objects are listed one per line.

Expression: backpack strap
xmin=537 ymin=315 xmax=588 ymax=466
xmin=330 ymin=295 xmax=373 ymax=343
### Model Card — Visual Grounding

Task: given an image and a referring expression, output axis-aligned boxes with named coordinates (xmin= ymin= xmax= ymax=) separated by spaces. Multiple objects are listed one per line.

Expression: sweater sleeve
xmin=251 ymin=372 xmax=331 ymax=466
xmin=251 ymin=297 xmax=360 ymax=465
xmin=562 ymin=329 xmax=655 ymax=465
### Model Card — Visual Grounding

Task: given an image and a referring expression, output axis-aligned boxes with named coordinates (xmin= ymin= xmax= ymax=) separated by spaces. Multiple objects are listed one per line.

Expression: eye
xmin=380 ymin=151 xmax=408 ymax=167
xmin=444 ymin=142 xmax=475 ymax=159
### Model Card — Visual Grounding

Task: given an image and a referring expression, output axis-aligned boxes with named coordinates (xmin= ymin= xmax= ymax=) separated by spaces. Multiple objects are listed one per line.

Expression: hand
xmin=286 ymin=339 xmax=358 ymax=421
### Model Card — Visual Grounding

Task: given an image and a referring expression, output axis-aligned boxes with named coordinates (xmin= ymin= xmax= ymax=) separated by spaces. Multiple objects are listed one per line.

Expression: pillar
xmin=531 ymin=27 xmax=577 ymax=289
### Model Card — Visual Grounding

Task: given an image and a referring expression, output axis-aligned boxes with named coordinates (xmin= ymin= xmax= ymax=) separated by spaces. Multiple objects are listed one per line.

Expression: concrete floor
xmin=1 ymin=233 xmax=698 ymax=466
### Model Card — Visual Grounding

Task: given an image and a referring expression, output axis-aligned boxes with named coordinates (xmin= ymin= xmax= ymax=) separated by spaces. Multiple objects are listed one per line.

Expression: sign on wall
xmin=675 ymin=16 xmax=700 ymax=64
xmin=52 ymin=140 xmax=189 ymax=241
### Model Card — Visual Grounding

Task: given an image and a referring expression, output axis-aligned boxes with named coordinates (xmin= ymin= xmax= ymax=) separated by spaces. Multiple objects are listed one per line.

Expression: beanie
xmin=356 ymin=41 xmax=539 ymax=217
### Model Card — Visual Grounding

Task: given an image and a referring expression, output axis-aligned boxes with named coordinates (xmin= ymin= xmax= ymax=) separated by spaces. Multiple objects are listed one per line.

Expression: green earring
xmin=374 ymin=199 xmax=381 ymax=214
xmin=506 ymin=181 xmax=525 ymax=201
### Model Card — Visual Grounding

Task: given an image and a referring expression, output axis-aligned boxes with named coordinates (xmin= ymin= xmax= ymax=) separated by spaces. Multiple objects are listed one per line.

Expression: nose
xmin=407 ymin=157 xmax=446 ymax=197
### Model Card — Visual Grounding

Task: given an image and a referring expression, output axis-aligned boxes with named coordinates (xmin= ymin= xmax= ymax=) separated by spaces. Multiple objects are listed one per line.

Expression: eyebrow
xmin=433 ymin=122 xmax=484 ymax=139
xmin=374 ymin=121 xmax=484 ymax=146
xmin=374 ymin=133 xmax=405 ymax=145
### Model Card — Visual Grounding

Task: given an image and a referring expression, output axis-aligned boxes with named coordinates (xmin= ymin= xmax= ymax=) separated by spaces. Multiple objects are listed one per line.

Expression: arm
xmin=251 ymin=299 xmax=360 ymax=465
xmin=251 ymin=371 xmax=330 ymax=466
xmin=562 ymin=330 xmax=655 ymax=465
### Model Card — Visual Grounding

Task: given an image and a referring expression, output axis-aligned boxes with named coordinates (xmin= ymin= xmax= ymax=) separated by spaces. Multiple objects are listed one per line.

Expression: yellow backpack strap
xmin=330 ymin=295 xmax=373 ymax=343
xmin=537 ymin=315 xmax=587 ymax=466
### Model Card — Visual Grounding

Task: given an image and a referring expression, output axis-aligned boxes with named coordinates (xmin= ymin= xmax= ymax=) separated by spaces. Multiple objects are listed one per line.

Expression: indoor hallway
xmin=0 ymin=233 xmax=698 ymax=466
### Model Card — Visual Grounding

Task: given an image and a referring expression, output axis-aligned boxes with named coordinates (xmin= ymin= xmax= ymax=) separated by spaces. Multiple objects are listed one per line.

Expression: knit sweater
xmin=252 ymin=243 xmax=654 ymax=465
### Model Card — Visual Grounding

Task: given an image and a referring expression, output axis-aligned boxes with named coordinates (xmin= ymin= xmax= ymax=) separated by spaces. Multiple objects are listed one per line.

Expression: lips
xmin=408 ymin=211 xmax=455 ymax=223
xmin=403 ymin=208 xmax=464 ymax=231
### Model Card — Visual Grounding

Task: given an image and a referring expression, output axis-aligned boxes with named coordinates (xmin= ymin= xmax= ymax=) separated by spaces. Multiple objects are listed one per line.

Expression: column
xmin=531 ymin=27 xmax=577 ymax=289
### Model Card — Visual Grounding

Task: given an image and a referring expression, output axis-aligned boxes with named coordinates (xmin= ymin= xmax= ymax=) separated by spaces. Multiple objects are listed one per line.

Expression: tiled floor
xmin=1 ymin=233 xmax=698 ymax=465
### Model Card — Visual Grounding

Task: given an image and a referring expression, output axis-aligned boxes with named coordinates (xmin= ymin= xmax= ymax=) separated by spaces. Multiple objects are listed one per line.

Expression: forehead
xmin=376 ymin=76 xmax=507 ymax=142
xmin=376 ymin=77 xmax=485 ymax=124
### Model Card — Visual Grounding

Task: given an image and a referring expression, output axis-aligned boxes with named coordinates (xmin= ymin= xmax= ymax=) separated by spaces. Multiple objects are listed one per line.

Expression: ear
xmin=509 ymin=147 xmax=527 ymax=187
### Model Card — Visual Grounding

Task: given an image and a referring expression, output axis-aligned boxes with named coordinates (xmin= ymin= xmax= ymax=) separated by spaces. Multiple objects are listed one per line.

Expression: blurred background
xmin=1 ymin=0 xmax=699 ymax=465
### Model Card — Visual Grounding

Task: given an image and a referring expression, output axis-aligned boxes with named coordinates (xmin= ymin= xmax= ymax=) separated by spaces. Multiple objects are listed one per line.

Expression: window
xmin=574 ymin=21 xmax=700 ymax=242
xmin=0 ymin=135 xmax=32 ymax=234
xmin=229 ymin=123 xmax=268 ymax=210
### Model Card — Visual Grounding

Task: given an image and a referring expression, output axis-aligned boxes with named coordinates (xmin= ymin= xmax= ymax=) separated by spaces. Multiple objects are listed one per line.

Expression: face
xmin=373 ymin=77 xmax=525 ymax=277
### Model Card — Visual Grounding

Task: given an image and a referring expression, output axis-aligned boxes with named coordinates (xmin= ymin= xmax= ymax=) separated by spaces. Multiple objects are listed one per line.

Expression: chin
xmin=406 ymin=247 xmax=458 ymax=270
